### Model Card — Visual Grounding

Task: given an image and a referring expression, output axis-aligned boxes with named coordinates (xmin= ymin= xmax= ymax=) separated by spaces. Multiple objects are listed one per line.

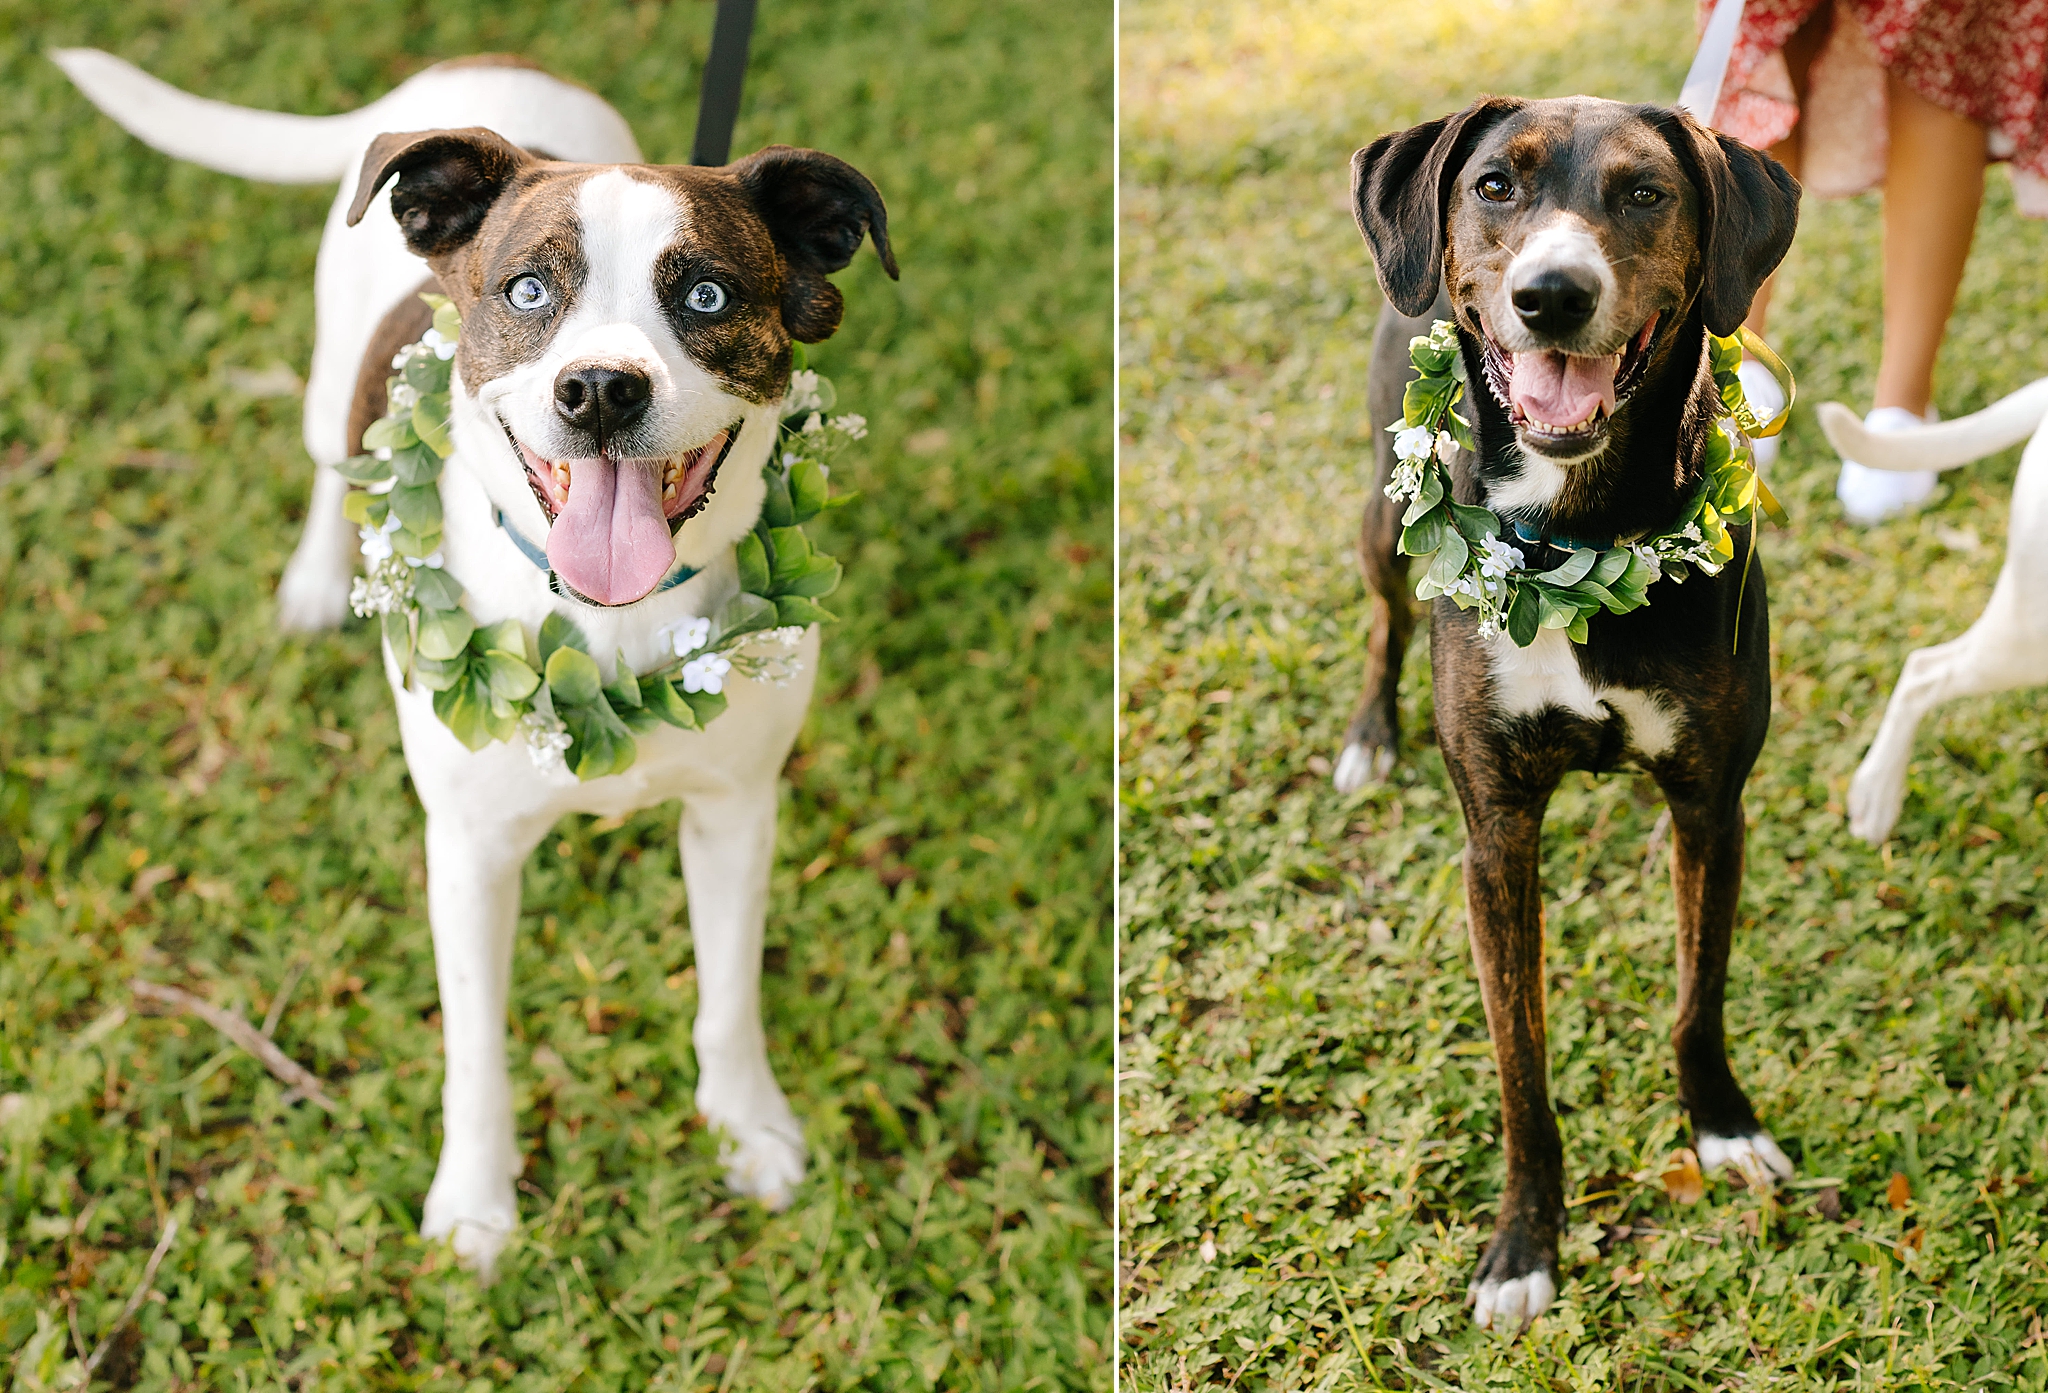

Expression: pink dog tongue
xmin=1510 ymin=349 xmax=1619 ymax=428
xmin=546 ymin=457 xmax=675 ymax=606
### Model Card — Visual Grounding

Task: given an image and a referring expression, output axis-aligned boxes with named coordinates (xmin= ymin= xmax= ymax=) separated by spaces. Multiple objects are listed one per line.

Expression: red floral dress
xmin=1705 ymin=0 xmax=2048 ymax=214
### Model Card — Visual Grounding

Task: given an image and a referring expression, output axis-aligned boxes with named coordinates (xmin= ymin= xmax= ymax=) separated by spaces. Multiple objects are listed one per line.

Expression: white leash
xmin=1677 ymin=0 xmax=1748 ymax=120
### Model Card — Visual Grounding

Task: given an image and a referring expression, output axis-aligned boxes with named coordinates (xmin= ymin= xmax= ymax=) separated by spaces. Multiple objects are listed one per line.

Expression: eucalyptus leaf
xmin=388 ymin=442 xmax=441 ymax=487
xmin=1449 ymin=501 xmax=1499 ymax=547
xmin=545 ymin=645 xmax=603 ymax=706
xmin=433 ymin=679 xmax=493 ymax=751
xmin=390 ymin=484 xmax=442 ymax=534
xmin=1590 ymin=549 xmax=1631 ymax=587
xmin=1423 ymin=530 xmax=1469 ymax=593
xmin=769 ymin=526 xmax=812 ymax=586
xmin=1537 ymin=548 xmax=1598 ymax=587
xmin=431 ymin=300 xmax=462 ymax=342
xmin=790 ymin=457 xmax=829 ymax=520
xmin=362 ymin=415 xmax=417 ymax=453
xmin=642 ymin=678 xmax=701 ymax=730
xmin=1506 ymin=584 xmax=1541 ymax=646
xmin=391 ymin=526 xmax=438 ymax=560
xmin=761 ymin=465 xmax=796 ymax=528
xmin=1400 ymin=467 xmax=1443 ymax=526
xmin=681 ymin=689 xmax=728 ymax=727
xmin=411 ymin=651 xmax=467 ymax=693
xmin=333 ymin=454 xmax=393 ymax=485
xmin=1400 ymin=507 xmax=1446 ymax=558
xmin=605 ymin=649 xmax=642 ymax=709
xmin=481 ymin=650 xmax=541 ymax=701
xmin=714 ymin=592 xmax=780 ymax=644
xmin=412 ymin=393 xmax=454 ymax=458
xmin=471 ymin=618 xmax=524 ymax=659
xmin=404 ymin=351 xmax=452 ymax=395
xmin=381 ymin=610 xmax=412 ymax=675
xmin=416 ymin=607 xmax=476 ymax=661
xmin=784 ymin=555 xmax=842 ymax=599
xmin=410 ymin=566 xmax=463 ymax=611
xmin=735 ymin=532 xmax=772 ymax=594
xmin=776 ymin=596 xmax=834 ymax=627
xmin=538 ymin=612 xmax=587 ymax=664
xmin=342 ymin=492 xmax=384 ymax=528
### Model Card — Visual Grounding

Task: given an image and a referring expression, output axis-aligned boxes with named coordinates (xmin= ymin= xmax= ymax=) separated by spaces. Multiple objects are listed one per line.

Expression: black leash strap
xmin=691 ymin=0 xmax=758 ymax=166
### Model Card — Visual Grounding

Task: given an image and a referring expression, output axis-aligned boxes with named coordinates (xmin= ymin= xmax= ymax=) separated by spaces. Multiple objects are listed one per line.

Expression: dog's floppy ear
xmin=1351 ymin=97 xmax=1525 ymax=316
xmin=731 ymin=145 xmax=899 ymax=343
xmin=1656 ymin=109 xmax=1800 ymax=336
xmin=346 ymin=128 xmax=533 ymax=258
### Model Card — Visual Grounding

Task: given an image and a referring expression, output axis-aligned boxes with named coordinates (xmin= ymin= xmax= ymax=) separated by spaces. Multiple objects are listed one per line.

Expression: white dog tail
xmin=1817 ymin=377 xmax=2048 ymax=474
xmin=51 ymin=47 xmax=387 ymax=184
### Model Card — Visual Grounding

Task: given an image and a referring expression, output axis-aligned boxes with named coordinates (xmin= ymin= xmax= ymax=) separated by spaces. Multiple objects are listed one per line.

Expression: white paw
xmin=275 ymin=558 xmax=352 ymax=632
xmin=1469 ymin=1270 xmax=1555 ymax=1332
xmin=1696 ymin=1132 xmax=1794 ymax=1190
xmin=1846 ymin=754 xmax=1906 ymax=845
xmin=715 ymin=1116 xmax=806 ymax=1208
xmin=1332 ymin=741 xmax=1392 ymax=794
xmin=421 ymin=1184 xmax=516 ymax=1280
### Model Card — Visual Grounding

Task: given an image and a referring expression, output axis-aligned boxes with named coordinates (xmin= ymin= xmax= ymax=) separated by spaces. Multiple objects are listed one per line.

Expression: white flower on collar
xmin=519 ymin=709 xmax=573 ymax=770
xmin=1478 ymin=536 xmax=1524 ymax=581
xmin=660 ymin=615 xmax=712 ymax=658
xmin=420 ymin=327 xmax=457 ymax=361
xmin=1393 ymin=425 xmax=1435 ymax=464
xmin=680 ymin=651 xmax=732 ymax=694
xmin=359 ymin=514 xmax=401 ymax=561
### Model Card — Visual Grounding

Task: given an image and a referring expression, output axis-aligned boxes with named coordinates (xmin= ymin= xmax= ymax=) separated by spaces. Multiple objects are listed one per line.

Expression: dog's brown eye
xmin=1477 ymin=175 xmax=1513 ymax=203
xmin=1629 ymin=187 xmax=1662 ymax=207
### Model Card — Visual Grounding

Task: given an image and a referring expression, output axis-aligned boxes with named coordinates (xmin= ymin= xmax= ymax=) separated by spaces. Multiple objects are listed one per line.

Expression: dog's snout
xmin=553 ymin=365 xmax=653 ymax=440
xmin=1510 ymin=265 xmax=1601 ymax=337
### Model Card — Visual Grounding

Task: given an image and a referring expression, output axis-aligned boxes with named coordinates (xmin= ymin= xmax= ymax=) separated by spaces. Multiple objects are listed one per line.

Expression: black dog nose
xmin=553 ymin=365 xmax=652 ymax=440
xmin=1510 ymin=266 xmax=1601 ymax=337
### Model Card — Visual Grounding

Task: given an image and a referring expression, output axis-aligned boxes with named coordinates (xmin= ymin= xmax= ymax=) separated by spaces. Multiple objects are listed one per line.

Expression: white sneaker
xmin=1735 ymin=358 xmax=1785 ymax=468
xmin=1835 ymin=405 xmax=1939 ymax=523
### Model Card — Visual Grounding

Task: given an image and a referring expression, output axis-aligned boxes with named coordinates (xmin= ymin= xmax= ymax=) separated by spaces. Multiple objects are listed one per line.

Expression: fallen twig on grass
xmin=1640 ymin=808 xmax=1672 ymax=882
xmin=129 ymin=979 xmax=336 ymax=1112
xmin=72 ymin=1216 xmax=179 ymax=1390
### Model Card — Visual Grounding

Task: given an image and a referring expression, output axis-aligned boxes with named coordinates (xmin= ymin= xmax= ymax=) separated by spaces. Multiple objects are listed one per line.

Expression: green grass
xmin=0 ymin=3 xmax=1109 ymax=1388
xmin=1120 ymin=1 xmax=2048 ymax=1386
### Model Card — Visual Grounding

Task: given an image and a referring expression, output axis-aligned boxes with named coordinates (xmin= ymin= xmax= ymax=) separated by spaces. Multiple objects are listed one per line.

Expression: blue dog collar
xmin=493 ymin=507 xmax=700 ymax=600
xmin=1511 ymin=519 xmax=1615 ymax=554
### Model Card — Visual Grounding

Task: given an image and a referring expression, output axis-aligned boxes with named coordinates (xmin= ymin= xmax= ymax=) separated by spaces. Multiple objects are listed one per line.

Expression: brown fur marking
xmin=347 ymin=282 xmax=440 ymax=455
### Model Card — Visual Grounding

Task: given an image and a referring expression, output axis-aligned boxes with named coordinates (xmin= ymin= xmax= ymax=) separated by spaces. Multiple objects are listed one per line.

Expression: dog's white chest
xmin=1484 ymin=629 xmax=1680 ymax=758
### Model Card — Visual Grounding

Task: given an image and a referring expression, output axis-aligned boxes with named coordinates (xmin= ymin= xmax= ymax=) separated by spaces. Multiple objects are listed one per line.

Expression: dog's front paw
xmin=1468 ymin=1223 xmax=1558 ymax=1333
xmin=700 ymin=1079 xmax=806 ymax=1208
xmin=275 ymin=559 xmax=353 ymax=633
xmin=1697 ymin=1132 xmax=1794 ymax=1191
xmin=713 ymin=1111 xmax=807 ymax=1209
xmin=1846 ymin=754 xmax=1907 ymax=845
xmin=1332 ymin=740 xmax=1395 ymax=794
xmin=422 ymin=1176 xmax=517 ymax=1281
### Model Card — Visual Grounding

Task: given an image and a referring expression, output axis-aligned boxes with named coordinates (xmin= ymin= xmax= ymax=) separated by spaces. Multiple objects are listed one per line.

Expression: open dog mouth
xmin=1477 ymin=314 xmax=1660 ymax=450
xmin=505 ymin=421 xmax=741 ymax=607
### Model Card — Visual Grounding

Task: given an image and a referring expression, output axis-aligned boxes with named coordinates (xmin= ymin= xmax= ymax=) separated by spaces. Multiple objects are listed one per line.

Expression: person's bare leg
xmin=1744 ymin=6 xmax=1830 ymax=336
xmin=1873 ymin=75 xmax=1986 ymax=416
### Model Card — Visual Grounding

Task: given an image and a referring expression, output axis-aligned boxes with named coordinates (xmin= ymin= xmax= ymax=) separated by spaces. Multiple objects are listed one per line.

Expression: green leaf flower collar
xmin=1385 ymin=319 xmax=1792 ymax=649
xmin=338 ymin=293 xmax=863 ymax=780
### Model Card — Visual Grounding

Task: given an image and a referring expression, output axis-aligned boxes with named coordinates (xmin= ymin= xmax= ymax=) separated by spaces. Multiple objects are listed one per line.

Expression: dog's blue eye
xmin=508 ymin=275 xmax=550 ymax=311
xmin=685 ymin=281 xmax=727 ymax=313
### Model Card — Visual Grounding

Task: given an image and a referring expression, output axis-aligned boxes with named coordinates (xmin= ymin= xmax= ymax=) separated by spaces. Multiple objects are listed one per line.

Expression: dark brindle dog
xmin=1339 ymin=97 xmax=1800 ymax=1330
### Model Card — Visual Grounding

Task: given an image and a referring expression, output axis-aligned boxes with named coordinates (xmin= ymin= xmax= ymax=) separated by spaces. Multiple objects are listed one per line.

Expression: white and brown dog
xmin=1819 ymin=386 xmax=2048 ymax=844
xmin=58 ymin=50 xmax=897 ymax=1276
